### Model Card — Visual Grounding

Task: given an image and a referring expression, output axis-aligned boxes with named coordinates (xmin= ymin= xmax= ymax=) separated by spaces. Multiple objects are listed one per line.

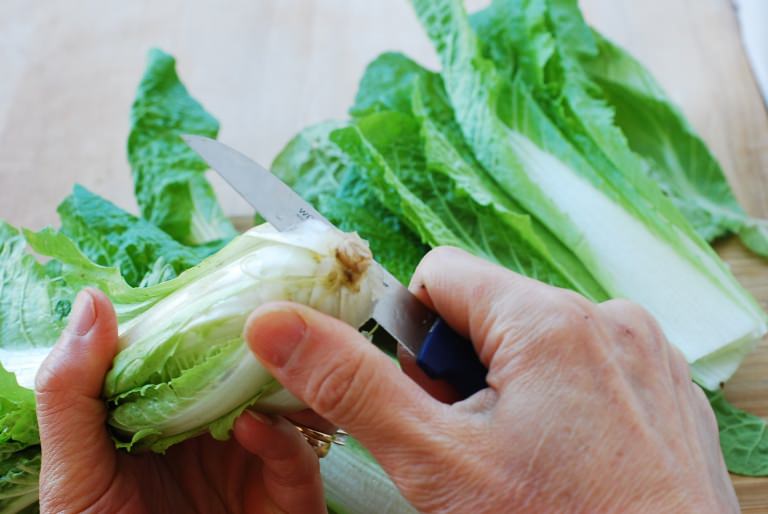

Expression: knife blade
xmin=183 ymin=134 xmax=487 ymax=397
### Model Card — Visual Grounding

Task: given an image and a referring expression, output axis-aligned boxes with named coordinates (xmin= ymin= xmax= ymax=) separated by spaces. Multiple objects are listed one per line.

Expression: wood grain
xmin=0 ymin=0 xmax=766 ymax=510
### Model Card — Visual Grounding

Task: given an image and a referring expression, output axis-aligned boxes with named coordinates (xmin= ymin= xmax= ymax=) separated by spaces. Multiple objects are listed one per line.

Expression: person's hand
xmin=244 ymin=247 xmax=738 ymax=514
xmin=36 ymin=288 xmax=326 ymax=514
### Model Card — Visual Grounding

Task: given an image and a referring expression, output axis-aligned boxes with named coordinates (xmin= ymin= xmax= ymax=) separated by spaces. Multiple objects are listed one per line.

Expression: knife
xmin=183 ymin=134 xmax=488 ymax=398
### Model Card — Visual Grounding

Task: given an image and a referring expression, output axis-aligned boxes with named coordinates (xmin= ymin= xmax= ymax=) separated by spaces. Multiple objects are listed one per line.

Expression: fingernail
xmin=247 ymin=307 xmax=307 ymax=367
xmin=67 ymin=290 xmax=96 ymax=336
xmin=246 ymin=410 xmax=274 ymax=425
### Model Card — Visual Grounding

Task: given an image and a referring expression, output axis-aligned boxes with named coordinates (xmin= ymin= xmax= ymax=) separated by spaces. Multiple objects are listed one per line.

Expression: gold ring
xmin=293 ymin=424 xmax=348 ymax=458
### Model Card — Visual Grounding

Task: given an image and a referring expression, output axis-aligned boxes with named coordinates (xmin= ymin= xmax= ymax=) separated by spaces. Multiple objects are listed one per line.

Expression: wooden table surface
xmin=1 ymin=0 xmax=766 ymax=510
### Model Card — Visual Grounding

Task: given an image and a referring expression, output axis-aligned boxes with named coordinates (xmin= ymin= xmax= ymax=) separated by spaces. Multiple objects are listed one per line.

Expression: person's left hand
xmin=35 ymin=288 xmax=327 ymax=514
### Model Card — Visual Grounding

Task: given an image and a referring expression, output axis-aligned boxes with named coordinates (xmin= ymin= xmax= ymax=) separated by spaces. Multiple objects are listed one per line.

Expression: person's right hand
xmin=245 ymin=247 xmax=738 ymax=514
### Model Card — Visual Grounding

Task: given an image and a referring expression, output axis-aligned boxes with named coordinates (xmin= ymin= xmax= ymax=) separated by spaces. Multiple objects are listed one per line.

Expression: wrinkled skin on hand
xmin=36 ymin=289 xmax=327 ymax=514
xmin=246 ymin=247 xmax=738 ymax=514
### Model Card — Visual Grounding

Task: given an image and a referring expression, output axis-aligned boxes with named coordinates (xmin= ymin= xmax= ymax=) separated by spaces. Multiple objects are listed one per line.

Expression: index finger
xmin=408 ymin=247 xmax=589 ymax=369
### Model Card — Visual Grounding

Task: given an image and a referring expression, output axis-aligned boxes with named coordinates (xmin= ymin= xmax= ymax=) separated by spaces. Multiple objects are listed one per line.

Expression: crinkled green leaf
xmin=473 ymin=0 xmax=697 ymax=245
xmin=0 ymin=221 xmax=73 ymax=352
xmin=473 ymin=0 xmax=768 ymax=255
xmin=581 ymin=32 xmax=768 ymax=254
xmin=0 ymin=447 xmax=40 ymax=514
xmin=0 ymin=366 xmax=37 ymax=452
xmin=272 ymin=121 xmax=427 ymax=284
xmin=333 ymin=116 xmax=606 ymax=299
xmin=24 ymin=230 xmax=132 ymax=304
xmin=109 ymin=339 xmax=280 ymax=453
xmin=707 ymin=388 xmax=768 ymax=476
xmin=410 ymin=0 xmax=766 ymax=390
xmin=0 ymin=336 xmax=41 ymax=512
xmin=24 ymin=221 xmax=267 ymax=327
xmin=351 ymin=53 xmax=433 ymax=118
xmin=22 ymin=227 xmax=175 ymax=326
xmin=128 ymin=48 xmax=237 ymax=246
xmin=58 ymin=185 xmax=222 ymax=287
xmin=347 ymin=52 xmax=606 ymax=299
xmin=0 ymin=223 xmax=54 ymax=514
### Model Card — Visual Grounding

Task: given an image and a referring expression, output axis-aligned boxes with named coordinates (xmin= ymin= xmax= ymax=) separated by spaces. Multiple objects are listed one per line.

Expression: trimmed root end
xmin=334 ymin=232 xmax=373 ymax=291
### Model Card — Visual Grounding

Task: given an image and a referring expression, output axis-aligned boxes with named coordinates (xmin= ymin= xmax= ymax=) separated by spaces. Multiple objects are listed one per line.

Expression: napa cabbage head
xmin=20 ymin=220 xmax=381 ymax=452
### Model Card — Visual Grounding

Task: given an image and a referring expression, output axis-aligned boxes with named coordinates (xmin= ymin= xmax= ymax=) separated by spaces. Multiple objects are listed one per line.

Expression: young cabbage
xmin=103 ymin=220 xmax=382 ymax=452
xmin=8 ymin=219 xmax=379 ymax=453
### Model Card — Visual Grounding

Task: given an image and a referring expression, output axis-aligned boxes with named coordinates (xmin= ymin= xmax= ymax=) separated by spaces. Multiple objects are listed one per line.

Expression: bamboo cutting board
xmin=0 ymin=0 xmax=766 ymax=510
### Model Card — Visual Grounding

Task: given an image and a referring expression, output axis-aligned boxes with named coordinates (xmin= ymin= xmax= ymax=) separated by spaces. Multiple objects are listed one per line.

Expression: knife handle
xmin=416 ymin=318 xmax=488 ymax=398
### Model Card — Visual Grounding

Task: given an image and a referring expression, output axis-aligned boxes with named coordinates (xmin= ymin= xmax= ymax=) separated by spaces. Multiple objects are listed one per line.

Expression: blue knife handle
xmin=416 ymin=318 xmax=488 ymax=398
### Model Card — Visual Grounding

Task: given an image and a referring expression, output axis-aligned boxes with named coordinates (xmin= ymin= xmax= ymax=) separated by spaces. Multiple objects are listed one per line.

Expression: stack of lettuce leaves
xmin=1 ymin=1 xmax=767 ymax=512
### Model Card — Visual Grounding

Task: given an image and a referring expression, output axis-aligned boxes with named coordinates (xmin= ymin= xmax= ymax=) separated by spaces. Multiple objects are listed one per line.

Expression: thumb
xmin=244 ymin=302 xmax=444 ymax=455
xmin=35 ymin=288 xmax=118 ymax=508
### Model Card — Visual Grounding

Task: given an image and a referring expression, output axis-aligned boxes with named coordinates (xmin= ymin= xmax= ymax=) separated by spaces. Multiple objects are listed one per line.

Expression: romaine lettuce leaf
xmin=707 ymin=388 xmax=768 ymax=476
xmin=0 ymin=222 xmax=73 ymax=353
xmin=58 ymin=185 xmax=221 ymax=287
xmin=0 ymin=446 xmax=40 ymax=514
xmin=472 ymin=0 xmax=768 ymax=256
xmin=272 ymin=121 xmax=427 ymax=285
xmin=0 ymin=331 xmax=41 ymax=513
xmin=0 ymin=366 xmax=38 ymax=453
xmin=581 ymin=32 xmax=768 ymax=255
xmin=410 ymin=0 xmax=766 ymax=389
xmin=128 ymin=48 xmax=237 ymax=246
xmin=351 ymin=52 xmax=434 ymax=118
xmin=23 ymin=226 xmax=248 ymax=327
xmin=347 ymin=52 xmax=607 ymax=300
xmin=333 ymin=116 xmax=607 ymax=299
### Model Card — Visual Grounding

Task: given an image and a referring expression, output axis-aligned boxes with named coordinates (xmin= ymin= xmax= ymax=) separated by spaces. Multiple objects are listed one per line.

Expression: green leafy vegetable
xmin=22 ymin=228 xmax=149 ymax=323
xmin=0 ymin=44 xmax=416 ymax=511
xmin=472 ymin=0 xmax=768 ymax=255
xmin=274 ymin=0 xmax=768 ymax=477
xmin=272 ymin=121 xmax=428 ymax=285
xmin=581 ymin=32 xmax=768 ymax=254
xmin=128 ymin=48 xmax=237 ymax=246
xmin=27 ymin=220 xmax=380 ymax=452
xmin=0 ymin=366 xmax=37 ymax=452
xmin=410 ymin=0 xmax=766 ymax=390
xmin=0 ymin=222 xmax=73 ymax=356
xmin=1 ymin=1 xmax=767 ymax=507
xmin=58 ymin=185 xmax=221 ymax=287
xmin=707 ymin=388 xmax=768 ymax=476
xmin=0 ymin=365 xmax=40 ymax=514
xmin=0 ymin=446 xmax=40 ymax=514
xmin=347 ymin=53 xmax=607 ymax=300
